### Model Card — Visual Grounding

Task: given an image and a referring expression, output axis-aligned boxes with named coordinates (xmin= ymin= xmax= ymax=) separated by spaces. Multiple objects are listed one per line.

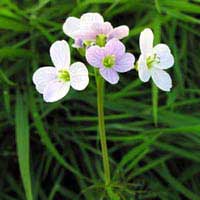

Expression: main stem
xmin=96 ymin=74 xmax=111 ymax=186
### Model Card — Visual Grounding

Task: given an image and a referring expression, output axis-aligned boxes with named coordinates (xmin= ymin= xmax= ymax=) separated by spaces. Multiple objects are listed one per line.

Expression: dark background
xmin=0 ymin=0 xmax=200 ymax=199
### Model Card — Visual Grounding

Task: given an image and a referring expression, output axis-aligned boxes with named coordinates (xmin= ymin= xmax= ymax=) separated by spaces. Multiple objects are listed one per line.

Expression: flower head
xmin=86 ymin=38 xmax=135 ymax=84
xmin=33 ymin=40 xmax=89 ymax=102
xmin=137 ymin=28 xmax=174 ymax=91
xmin=63 ymin=13 xmax=129 ymax=48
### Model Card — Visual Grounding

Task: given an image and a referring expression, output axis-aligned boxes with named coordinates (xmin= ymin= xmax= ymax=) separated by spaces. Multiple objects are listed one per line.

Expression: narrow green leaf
xmin=158 ymin=164 xmax=199 ymax=200
xmin=29 ymin=90 xmax=88 ymax=180
xmin=15 ymin=91 xmax=33 ymax=200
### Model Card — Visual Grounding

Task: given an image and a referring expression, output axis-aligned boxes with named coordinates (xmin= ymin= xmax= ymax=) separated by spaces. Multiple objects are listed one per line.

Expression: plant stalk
xmin=96 ymin=74 xmax=111 ymax=186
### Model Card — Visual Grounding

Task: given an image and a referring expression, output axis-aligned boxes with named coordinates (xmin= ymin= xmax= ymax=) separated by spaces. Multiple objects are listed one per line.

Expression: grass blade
xmin=15 ymin=91 xmax=33 ymax=200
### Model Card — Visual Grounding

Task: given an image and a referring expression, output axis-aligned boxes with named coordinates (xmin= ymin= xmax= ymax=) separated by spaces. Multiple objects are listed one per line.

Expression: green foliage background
xmin=1 ymin=0 xmax=200 ymax=199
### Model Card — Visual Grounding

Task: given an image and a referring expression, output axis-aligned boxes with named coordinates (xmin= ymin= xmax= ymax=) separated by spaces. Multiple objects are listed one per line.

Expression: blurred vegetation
xmin=1 ymin=0 xmax=200 ymax=199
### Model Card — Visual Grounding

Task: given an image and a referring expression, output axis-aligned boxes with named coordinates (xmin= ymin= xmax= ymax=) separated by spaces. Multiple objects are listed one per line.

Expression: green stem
xmin=96 ymin=73 xmax=111 ymax=186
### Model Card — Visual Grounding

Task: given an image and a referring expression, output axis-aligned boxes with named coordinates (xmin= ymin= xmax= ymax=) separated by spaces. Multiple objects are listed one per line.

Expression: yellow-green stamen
xmin=146 ymin=54 xmax=160 ymax=69
xmin=58 ymin=69 xmax=70 ymax=82
xmin=102 ymin=55 xmax=116 ymax=68
xmin=96 ymin=34 xmax=107 ymax=47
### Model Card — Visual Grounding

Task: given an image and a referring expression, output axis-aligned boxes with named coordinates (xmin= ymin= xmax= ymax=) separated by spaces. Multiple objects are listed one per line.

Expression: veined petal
xmin=74 ymin=30 xmax=97 ymax=41
xmin=43 ymin=79 xmax=70 ymax=102
xmin=109 ymin=25 xmax=129 ymax=40
xmin=92 ymin=22 xmax=113 ymax=35
xmin=138 ymin=55 xmax=151 ymax=82
xmin=50 ymin=40 xmax=70 ymax=70
xmin=32 ymin=66 xmax=57 ymax=94
xmin=76 ymin=15 xmax=107 ymax=41
xmin=154 ymin=43 xmax=171 ymax=55
xmin=80 ymin=13 xmax=104 ymax=28
xmin=99 ymin=68 xmax=119 ymax=84
xmin=151 ymin=68 xmax=172 ymax=91
xmin=63 ymin=17 xmax=80 ymax=39
xmin=86 ymin=46 xmax=105 ymax=68
xmin=153 ymin=44 xmax=174 ymax=69
xmin=139 ymin=28 xmax=154 ymax=55
xmin=69 ymin=62 xmax=89 ymax=90
xmin=114 ymin=53 xmax=135 ymax=73
xmin=105 ymin=38 xmax=125 ymax=58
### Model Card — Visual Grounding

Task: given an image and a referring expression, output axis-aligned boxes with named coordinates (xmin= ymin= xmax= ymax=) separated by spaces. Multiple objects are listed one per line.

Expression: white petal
xmin=63 ymin=17 xmax=80 ymax=39
xmin=138 ymin=55 xmax=151 ymax=82
xmin=154 ymin=43 xmax=170 ymax=55
xmin=139 ymin=28 xmax=154 ymax=55
xmin=43 ymin=79 xmax=70 ymax=102
xmin=69 ymin=62 xmax=89 ymax=91
xmin=50 ymin=40 xmax=70 ymax=70
xmin=153 ymin=44 xmax=174 ymax=69
xmin=32 ymin=67 xmax=57 ymax=94
xmin=151 ymin=68 xmax=172 ymax=91
xmin=80 ymin=13 xmax=104 ymax=28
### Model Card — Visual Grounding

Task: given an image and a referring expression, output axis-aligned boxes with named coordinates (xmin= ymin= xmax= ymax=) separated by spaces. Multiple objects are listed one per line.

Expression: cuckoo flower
xmin=137 ymin=28 xmax=174 ymax=91
xmin=63 ymin=12 xmax=129 ymax=48
xmin=33 ymin=40 xmax=89 ymax=102
xmin=86 ymin=38 xmax=135 ymax=84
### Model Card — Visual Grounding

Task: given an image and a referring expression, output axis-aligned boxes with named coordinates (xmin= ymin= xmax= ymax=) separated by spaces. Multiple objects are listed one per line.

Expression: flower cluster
xmin=33 ymin=13 xmax=174 ymax=102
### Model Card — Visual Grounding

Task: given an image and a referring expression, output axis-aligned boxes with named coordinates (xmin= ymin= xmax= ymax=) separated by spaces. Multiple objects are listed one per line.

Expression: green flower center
xmin=146 ymin=54 xmax=160 ymax=69
xmin=102 ymin=55 xmax=116 ymax=68
xmin=84 ymin=41 xmax=94 ymax=47
xmin=96 ymin=34 xmax=107 ymax=47
xmin=58 ymin=69 xmax=70 ymax=82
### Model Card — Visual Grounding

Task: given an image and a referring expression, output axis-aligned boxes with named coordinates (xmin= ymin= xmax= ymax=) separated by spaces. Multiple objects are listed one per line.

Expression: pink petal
xmin=99 ymin=68 xmax=119 ymax=84
xmin=114 ymin=53 xmax=135 ymax=73
xmin=86 ymin=46 xmax=105 ymax=68
xmin=91 ymin=22 xmax=113 ymax=35
xmin=74 ymin=30 xmax=97 ymax=41
xmin=105 ymin=38 xmax=125 ymax=58
xmin=109 ymin=25 xmax=129 ymax=40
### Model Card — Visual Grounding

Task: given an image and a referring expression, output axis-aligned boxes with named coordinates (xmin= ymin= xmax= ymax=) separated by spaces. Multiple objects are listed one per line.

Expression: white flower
xmin=137 ymin=28 xmax=174 ymax=91
xmin=33 ymin=40 xmax=89 ymax=102
xmin=63 ymin=12 xmax=129 ymax=48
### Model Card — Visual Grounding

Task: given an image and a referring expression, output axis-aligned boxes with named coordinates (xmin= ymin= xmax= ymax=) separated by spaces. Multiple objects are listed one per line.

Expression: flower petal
xmin=69 ymin=62 xmax=89 ymax=90
xmin=139 ymin=28 xmax=154 ymax=55
xmin=32 ymin=66 xmax=57 ymax=94
xmin=105 ymin=38 xmax=125 ymax=58
xmin=50 ymin=40 xmax=70 ymax=70
xmin=76 ymin=22 xmax=113 ymax=41
xmin=74 ymin=30 xmax=97 ymax=41
xmin=72 ymin=38 xmax=83 ymax=48
xmin=43 ymin=79 xmax=70 ymax=102
xmin=92 ymin=22 xmax=113 ymax=35
xmin=80 ymin=13 xmax=104 ymax=28
xmin=114 ymin=53 xmax=135 ymax=73
xmin=151 ymin=68 xmax=172 ymax=91
xmin=138 ymin=55 xmax=151 ymax=82
xmin=109 ymin=25 xmax=129 ymax=40
xmin=63 ymin=17 xmax=80 ymax=39
xmin=86 ymin=46 xmax=105 ymax=68
xmin=153 ymin=44 xmax=174 ymax=69
xmin=99 ymin=68 xmax=119 ymax=84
